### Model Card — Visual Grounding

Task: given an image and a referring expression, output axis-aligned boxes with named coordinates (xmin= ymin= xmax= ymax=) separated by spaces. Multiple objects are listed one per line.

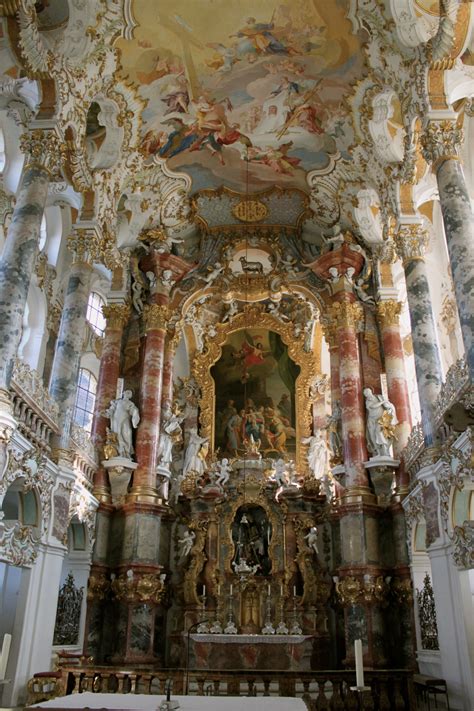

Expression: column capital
xmin=320 ymin=318 xmax=338 ymax=348
xmin=143 ymin=303 xmax=170 ymax=331
xmin=328 ymin=300 xmax=363 ymax=330
xmin=376 ymin=300 xmax=403 ymax=328
xmin=421 ymin=120 xmax=463 ymax=171
xmin=102 ymin=302 xmax=131 ymax=330
xmin=68 ymin=227 xmax=100 ymax=266
xmin=395 ymin=222 xmax=429 ymax=265
xmin=20 ymin=129 xmax=66 ymax=178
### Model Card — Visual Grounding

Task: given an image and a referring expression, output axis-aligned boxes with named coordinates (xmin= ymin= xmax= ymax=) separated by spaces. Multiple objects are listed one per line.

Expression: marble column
xmin=396 ymin=222 xmax=444 ymax=447
xmin=376 ymin=300 xmax=412 ymax=489
xmin=91 ymin=302 xmax=130 ymax=502
xmin=130 ymin=303 xmax=169 ymax=503
xmin=330 ymin=299 xmax=369 ymax=489
xmin=0 ymin=129 xmax=64 ymax=431
xmin=161 ymin=334 xmax=177 ymax=413
xmin=49 ymin=230 xmax=97 ymax=449
xmin=422 ymin=120 xmax=474 ymax=379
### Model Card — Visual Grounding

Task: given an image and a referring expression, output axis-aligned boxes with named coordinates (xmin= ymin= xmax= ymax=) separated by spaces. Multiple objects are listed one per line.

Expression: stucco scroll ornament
xmin=0 ymin=445 xmax=52 ymax=536
xmin=438 ymin=446 xmax=467 ymax=532
xmin=0 ymin=521 xmax=39 ymax=567
xmin=402 ymin=488 xmax=425 ymax=552
xmin=451 ymin=521 xmax=474 ymax=570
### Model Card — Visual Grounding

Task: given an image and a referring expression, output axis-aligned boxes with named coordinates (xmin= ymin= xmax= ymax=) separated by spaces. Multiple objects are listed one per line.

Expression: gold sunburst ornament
xmin=232 ymin=199 xmax=268 ymax=223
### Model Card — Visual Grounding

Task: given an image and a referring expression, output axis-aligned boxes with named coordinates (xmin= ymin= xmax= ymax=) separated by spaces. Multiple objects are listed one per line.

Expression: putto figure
xmin=106 ymin=390 xmax=140 ymax=459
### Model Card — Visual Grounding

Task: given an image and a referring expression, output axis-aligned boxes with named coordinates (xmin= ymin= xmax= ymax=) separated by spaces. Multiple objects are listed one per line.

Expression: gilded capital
xmin=143 ymin=303 xmax=170 ymax=331
xmin=421 ymin=120 xmax=463 ymax=170
xmin=68 ymin=230 xmax=100 ymax=266
xmin=320 ymin=318 xmax=338 ymax=348
xmin=329 ymin=300 xmax=363 ymax=330
xmin=376 ymin=300 xmax=402 ymax=328
xmin=20 ymin=129 xmax=66 ymax=177
xmin=395 ymin=224 xmax=429 ymax=265
xmin=102 ymin=303 xmax=131 ymax=330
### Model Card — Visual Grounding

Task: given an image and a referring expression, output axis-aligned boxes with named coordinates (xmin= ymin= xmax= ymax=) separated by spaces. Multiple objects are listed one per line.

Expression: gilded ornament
xmin=329 ymin=300 xmax=363 ymax=330
xmin=395 ymin=224 xmax=429 ymax=265
xmin=392 ymin=577 xmax=413 ymax=605
xmin=87 ymin=572 xmax=110 ymax=601
xmin=143 ymin=304 xmax=170 ymax=331
xmin=232 ymin=199 xmax=268 ymax=223
xmin=376 ymin=300 xmax=402 ymax=328
xmin=68 ymin=230 xmax=100 ymax=266
xmin=421 ymin=120 xmax=463 ymax=171
xmin=20 ymin=130 xmax=66 ymax=178
xmin=335 ymin=576 xmax=362 ymax=606
xmin=102 ymin=303 xmax=131 ymax=330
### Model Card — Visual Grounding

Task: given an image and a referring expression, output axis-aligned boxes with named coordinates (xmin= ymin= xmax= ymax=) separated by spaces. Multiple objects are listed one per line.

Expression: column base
xmin=127 ymin=485 xmax=163 ymax=506
xmin=340 ymin=486 xmax=377 ymax=505
xmin=93 ymin=485 xmax=113 ymax=505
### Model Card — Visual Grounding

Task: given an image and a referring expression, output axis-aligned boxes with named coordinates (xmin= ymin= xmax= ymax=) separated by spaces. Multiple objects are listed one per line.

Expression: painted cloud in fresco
xmin=117 ymin=1 xmax=367 ymax=192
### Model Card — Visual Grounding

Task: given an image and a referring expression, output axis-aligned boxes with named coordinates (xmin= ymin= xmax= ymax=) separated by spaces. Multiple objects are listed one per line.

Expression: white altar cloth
xmin=32 ymin=692 xmax=306 ymax=710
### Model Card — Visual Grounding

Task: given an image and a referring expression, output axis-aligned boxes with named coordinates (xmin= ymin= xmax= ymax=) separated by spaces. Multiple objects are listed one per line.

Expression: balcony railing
xmin=11 ymin=359 xmax=59 ymax=451
xmin=28 ymin=665 xmax=415 ymax=710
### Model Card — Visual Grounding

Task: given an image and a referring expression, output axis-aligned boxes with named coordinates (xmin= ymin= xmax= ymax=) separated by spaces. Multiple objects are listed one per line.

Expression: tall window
xmin=73 ymin=368 xmax=97 ymax=432
xmin=86 ymin=292 xmax=106 ymax=336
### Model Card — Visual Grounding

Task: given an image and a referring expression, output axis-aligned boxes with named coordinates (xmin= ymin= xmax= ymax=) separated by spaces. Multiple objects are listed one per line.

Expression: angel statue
xmin=305 ymin=526 xmax=319 ymax=555
xmin=183 ymin=427 xmax=209 ymax=477
xmin=363 ymin=388 xmax=398 ymax=457
xmin=178 ymin=528 xmax=195 ymax=558
xmin=215 ymin=458 xmax=232 ymax=488
xmin=106 ymin=390 xmax=140 ymax=459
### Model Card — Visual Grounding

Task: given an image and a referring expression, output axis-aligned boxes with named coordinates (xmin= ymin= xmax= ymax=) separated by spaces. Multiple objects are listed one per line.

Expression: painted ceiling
xmin=116 ymin=0 xmax=368 ymax=193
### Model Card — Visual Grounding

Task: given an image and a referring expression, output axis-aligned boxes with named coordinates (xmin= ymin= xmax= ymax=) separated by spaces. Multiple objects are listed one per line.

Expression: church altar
xmin=189 ymin=634 xmax=314 ymax=671
xmin=29 ymin=693 xmax=307 ymax=710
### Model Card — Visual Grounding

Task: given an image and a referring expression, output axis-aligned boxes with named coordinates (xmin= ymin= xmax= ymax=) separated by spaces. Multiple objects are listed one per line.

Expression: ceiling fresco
xmin=116 ymin=0 xmax=368 ymax=193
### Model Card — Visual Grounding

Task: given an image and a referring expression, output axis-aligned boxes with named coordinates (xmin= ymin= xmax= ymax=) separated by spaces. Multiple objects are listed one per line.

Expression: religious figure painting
xmin=116 ymin=0 xmax=367 ymax=191
xmin=211 ymin=328 xmax=299 ymax=457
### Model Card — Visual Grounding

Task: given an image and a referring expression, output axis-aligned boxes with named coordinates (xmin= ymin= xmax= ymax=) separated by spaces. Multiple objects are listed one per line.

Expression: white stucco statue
xmin=215 ymin=458 xmax=232 ymax=488
xmin=106 ymin=390 xmax=140 ymax=459
xmin=301 ymin=430 xmax=329 ymax=478
xmin=158 ymin=405 xmax=184 ymax=468
xmin=305 ymin=526 xmax=319 ymax=555
xmin=363 ymin=387 xmax=398 ymax=457
xmin=178 ymin=528 xmax=195 ymax=558
xmin=183 ymin=427 xmax=209 ymax=477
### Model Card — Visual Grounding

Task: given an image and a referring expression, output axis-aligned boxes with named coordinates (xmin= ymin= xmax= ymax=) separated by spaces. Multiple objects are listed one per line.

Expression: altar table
xmin=30 ymin=692 xmax=307 ymax=710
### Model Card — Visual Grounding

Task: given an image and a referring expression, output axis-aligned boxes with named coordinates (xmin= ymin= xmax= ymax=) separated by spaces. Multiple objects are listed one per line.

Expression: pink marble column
xmin=131 ymin=303 xmax=168 ymax=502
xmin=331 ymin=298 xmax=369 ymax=488
xmin=161 ymin=336 xmax=176 ymax=413
xmin=91 ymin=302 xmax=130 ymax=502
xmin=376 ymin=300 xmax=412 ymax=485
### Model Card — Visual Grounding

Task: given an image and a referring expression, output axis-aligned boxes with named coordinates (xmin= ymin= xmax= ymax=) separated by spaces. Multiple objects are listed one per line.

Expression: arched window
xmin=73 ymin=368 xmax=97 ymax=432
xmin=86 ymin=292 xmax=106 ymax=336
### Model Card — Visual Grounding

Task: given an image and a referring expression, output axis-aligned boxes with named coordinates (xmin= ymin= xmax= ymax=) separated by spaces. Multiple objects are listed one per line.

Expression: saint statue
xmin=157 ymin=405 xmax=184 ymax=468
xmin=301 ymin=429 xmax=329 ymax=478
xmin=327 ymin=401 xmax=343 ymax=462
xmin=363 ymin=387 xmax=398 ymax=457
xmin=106 ymin=390 xmax=140 ymax=459
xmin=183 ymin=427 xmax=209 ymax=477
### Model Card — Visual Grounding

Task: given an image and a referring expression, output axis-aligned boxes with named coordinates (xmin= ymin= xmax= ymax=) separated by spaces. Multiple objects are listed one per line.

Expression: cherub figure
xmin=201 ymin=262 xmax=224 ymax=285
xmin=215 ymin=458 xmax=232 ymax=488
xmin=178 ymin=529 xmax=195 ymax=558
xmin=305 ymin=526 xmax=319 ymax=555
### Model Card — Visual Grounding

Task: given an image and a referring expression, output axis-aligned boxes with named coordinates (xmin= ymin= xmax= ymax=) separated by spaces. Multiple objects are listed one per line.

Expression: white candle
xmin=267 ymin=584 xmax=271 ymax=596
xmin=293 ymin=585 xmax=297 ymax=597
xmin=217 ymin=584 xmax=220 ymax=596
xmin=0 ymin=634 xmax=12 ymax=681
xmin=230 ymin=584 xmax=233 ymax=596
xmin=202 ymin=584 xmax=206 ymax=597
xmin=354 ymin=639 xmax=364 ymax=688
xmin=280 ymin=584 xmax=284 ymax=596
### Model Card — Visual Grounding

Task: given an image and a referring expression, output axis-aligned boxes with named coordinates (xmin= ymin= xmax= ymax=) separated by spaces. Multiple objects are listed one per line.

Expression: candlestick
xmin=354 ymin=639 xmax=364 ymax=688
xmin=0 ymin=634 xmax=11 ymax=680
